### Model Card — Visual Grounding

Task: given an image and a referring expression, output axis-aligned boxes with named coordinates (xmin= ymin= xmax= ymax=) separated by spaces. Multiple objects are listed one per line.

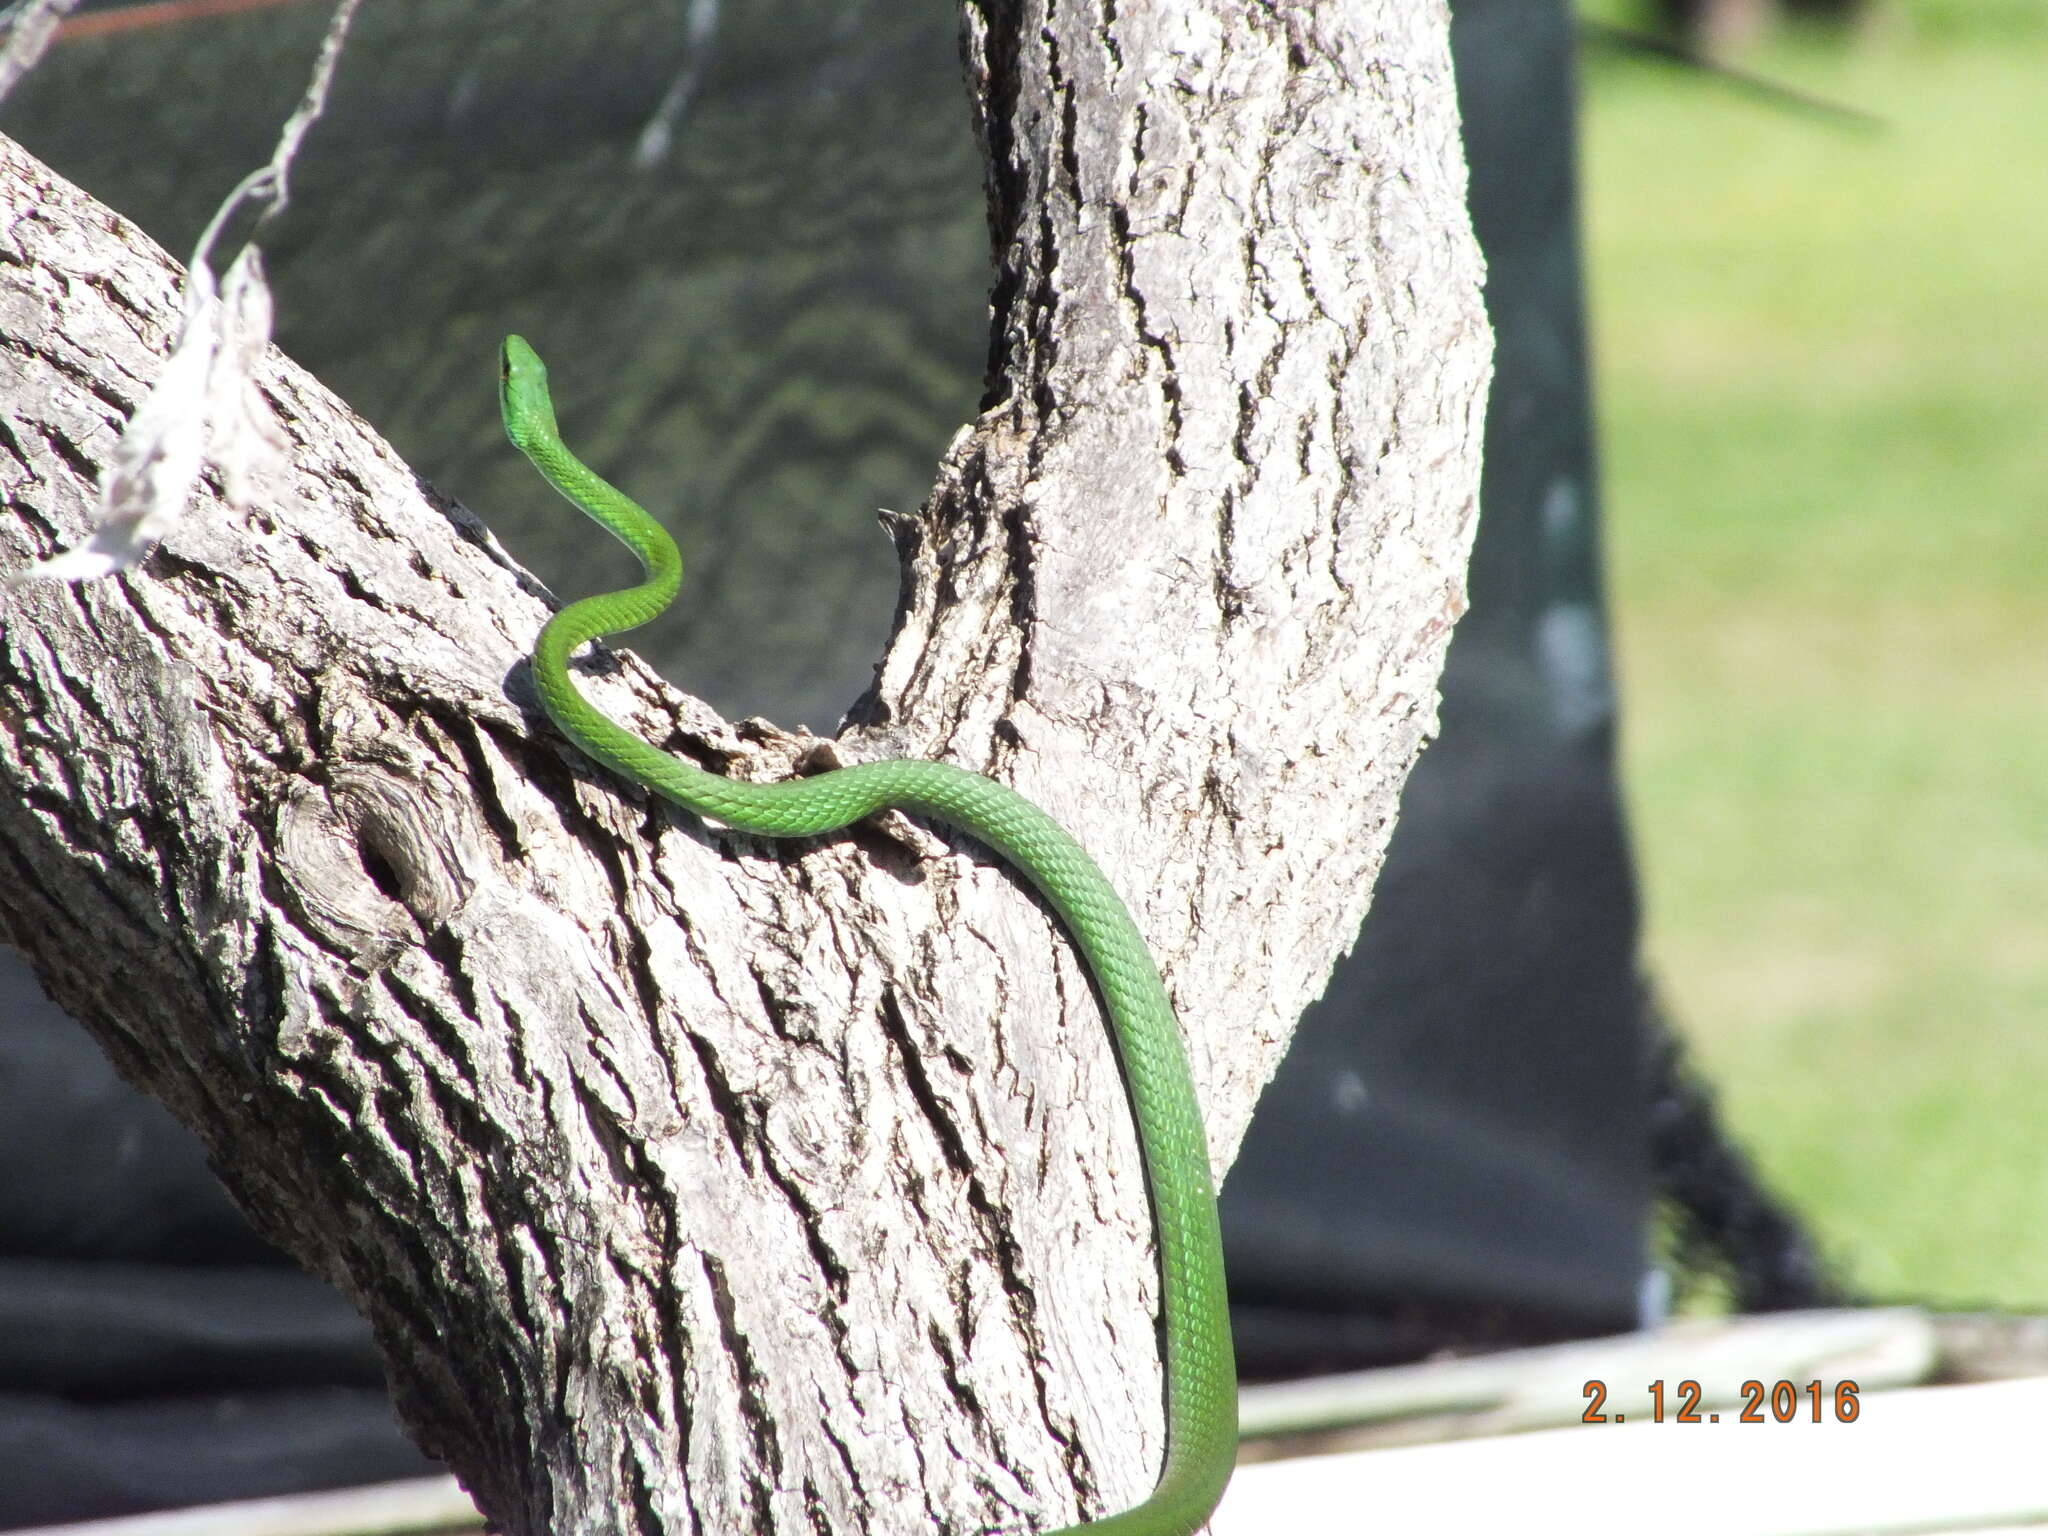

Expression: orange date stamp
xmin=1582 ymin=1379 xmax=1861 ymax=1424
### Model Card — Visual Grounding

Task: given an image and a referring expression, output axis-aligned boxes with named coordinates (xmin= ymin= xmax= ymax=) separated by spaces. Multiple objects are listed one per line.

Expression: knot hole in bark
xmin=276 ymin=764 xmax=475 ymax=965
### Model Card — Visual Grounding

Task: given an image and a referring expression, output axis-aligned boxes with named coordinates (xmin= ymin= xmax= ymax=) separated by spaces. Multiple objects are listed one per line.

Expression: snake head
xmin=499 ymin=335 xmax=560 ymax=455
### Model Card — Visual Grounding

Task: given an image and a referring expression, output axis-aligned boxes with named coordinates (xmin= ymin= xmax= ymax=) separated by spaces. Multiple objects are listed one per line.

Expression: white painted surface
xmin=1217 ymin=1376 xmax=2048 ymax=1536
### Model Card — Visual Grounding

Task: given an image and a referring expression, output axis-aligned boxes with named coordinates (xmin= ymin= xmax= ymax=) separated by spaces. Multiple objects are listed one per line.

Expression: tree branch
xmin=0 ymin=4 xmax=1487 ymax=1532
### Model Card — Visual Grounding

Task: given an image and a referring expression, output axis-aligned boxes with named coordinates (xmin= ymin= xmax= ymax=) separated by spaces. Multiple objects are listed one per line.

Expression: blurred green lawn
xmin=1579 ymin=14 xmax=2047 ymax=1308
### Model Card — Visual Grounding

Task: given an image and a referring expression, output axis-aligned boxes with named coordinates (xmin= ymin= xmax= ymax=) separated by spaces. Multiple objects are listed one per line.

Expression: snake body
xmin=500 ymin=335 xmax=1235 ymax=1535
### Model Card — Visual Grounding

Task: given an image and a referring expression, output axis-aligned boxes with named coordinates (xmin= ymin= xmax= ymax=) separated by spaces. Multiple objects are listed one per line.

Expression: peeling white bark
xmin=0 ymin=4 xmax=1488 ymax=1534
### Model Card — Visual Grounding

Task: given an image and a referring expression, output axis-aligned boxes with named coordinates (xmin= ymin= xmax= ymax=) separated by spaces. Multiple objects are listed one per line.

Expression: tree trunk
xmin=0 ymin=5 xmax=1487 ymax=1533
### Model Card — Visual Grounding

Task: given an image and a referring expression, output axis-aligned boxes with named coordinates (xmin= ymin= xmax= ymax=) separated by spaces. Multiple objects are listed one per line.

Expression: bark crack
xmin=701 ymin=1252 xmax=785 ymax=1536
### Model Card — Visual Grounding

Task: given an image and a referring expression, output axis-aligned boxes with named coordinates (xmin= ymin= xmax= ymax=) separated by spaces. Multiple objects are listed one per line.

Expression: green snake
xmin=499 ymin=336 xmax=1236 ymax=1535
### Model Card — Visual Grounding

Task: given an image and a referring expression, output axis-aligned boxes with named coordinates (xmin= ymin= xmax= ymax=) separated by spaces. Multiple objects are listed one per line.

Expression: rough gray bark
xmin=0 ymin=5 xmax=1488 ymax=1535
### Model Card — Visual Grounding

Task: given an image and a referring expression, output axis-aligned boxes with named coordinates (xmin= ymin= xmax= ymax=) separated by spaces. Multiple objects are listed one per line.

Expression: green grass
xmin=1580 ymin=21 xmax=2048 ymax=1309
